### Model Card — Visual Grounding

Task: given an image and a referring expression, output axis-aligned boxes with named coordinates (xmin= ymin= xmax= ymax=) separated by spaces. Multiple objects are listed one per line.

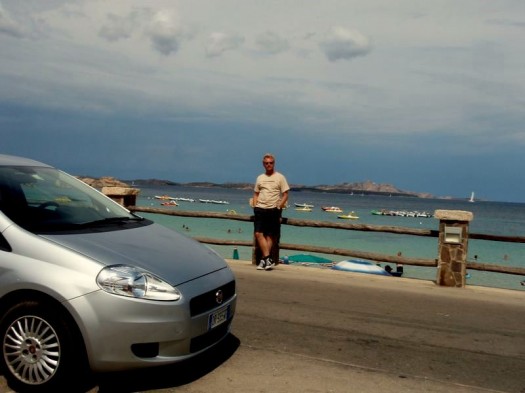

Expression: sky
xmin=0 ymin=0 xmax=524 ymax=203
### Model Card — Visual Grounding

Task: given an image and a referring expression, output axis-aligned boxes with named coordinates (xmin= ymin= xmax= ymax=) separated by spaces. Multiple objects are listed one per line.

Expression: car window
xmin=22 ymin=174 xmax=92 ymax=208
xmin=0 ymin=166 xmax=135 ymax=231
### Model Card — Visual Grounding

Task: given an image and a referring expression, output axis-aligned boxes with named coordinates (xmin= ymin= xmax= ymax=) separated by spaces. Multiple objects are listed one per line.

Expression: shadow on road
xmin=94 ymin=333 xmax=240 ymax=392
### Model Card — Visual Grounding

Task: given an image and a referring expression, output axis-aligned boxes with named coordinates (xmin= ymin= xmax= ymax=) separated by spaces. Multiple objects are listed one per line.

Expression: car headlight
xmin=96 ymin=265 xmax=181 ymax=301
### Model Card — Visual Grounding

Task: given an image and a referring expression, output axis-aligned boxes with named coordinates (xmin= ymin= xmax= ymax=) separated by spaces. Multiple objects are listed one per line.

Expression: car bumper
xmin=67 ymin=267 xmax=236 ymax=372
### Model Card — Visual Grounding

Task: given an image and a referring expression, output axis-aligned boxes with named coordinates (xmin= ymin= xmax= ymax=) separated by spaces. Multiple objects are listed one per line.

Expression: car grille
xmin=189 ymin=280 xmax=235 ymax=317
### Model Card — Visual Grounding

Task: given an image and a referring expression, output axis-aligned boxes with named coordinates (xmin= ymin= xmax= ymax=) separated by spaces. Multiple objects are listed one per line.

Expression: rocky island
xmin=80 ymin=176 xmax=434 ymax=199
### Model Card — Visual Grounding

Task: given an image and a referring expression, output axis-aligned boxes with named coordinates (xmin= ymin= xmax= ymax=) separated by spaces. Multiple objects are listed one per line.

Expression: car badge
xmin=215 ymin=289 xmax=224 ymax=304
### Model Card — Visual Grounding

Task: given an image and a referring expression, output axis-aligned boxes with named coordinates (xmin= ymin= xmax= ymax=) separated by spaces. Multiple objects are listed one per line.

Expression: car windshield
xmin=0 ymin=165 xmax=138 ymax=232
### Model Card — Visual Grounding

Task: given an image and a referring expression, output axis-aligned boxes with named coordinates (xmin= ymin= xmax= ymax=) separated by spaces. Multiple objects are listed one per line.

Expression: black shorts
xmin=254 ymin=207 xmax=282 ymax=237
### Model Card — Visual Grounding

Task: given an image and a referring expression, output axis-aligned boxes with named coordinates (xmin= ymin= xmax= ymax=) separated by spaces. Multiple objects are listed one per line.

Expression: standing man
xmin=253 ymin=153 xmax=290 ymax=270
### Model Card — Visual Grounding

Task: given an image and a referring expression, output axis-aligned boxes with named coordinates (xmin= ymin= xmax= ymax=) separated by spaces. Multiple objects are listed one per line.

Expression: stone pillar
xmin=434 ymin=209 xmax=474 ymax=288
xmin=101 ymin=186 xmax=140 ymax=207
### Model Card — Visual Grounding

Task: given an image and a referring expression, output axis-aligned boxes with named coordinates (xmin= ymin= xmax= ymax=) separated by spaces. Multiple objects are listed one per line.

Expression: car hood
xmin=41 ymin=222 xmax=228 ymax=286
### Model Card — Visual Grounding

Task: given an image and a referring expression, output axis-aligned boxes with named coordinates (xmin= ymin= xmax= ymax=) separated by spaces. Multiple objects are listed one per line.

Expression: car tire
xmin=0 ymin=299 xmax=89 ymax=393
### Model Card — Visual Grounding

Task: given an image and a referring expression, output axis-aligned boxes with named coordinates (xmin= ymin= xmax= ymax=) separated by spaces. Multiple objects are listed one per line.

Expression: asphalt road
xmin=1 ymin=260 xmax=524 ymax=392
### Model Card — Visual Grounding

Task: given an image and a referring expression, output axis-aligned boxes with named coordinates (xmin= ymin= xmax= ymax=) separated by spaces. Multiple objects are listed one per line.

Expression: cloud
xmin=0 ymin=2 xmax=26 ymax=38
xmin=1 ymin=1 xmax=524 ymax=202
xmin=319 ymin=26 xmax=371 ymax=62
xmin=255 ymin=31 xmax=289 ymax=54
xmin=98 ymin=8 xmax=188 ymax=56
xmin=205 ymin=31 xmax=244 ymax=58
xmin=98 ymin=12 xmax=138 ymax=42
xmin=146 ymin=9 xmax=183 ymax=56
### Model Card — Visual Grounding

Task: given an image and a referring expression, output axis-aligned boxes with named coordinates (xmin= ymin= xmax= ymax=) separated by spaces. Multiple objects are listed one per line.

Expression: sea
xmin=133 ymin=185 xmax=525 ymax=292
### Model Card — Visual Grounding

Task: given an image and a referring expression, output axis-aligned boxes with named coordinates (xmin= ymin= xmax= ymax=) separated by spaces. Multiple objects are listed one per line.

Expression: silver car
xmin=0 ymin=154 xmax=236 ymax=392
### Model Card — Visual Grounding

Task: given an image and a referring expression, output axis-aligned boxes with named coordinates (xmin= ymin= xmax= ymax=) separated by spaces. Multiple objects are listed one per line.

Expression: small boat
xmin=371 ymin=209 xmax=433 ymax=218
xmin=295 ymin=203 xmax=314 ymax=208
xmin=155 ymin=195 xmax=176 ymax=200
xmin=173 ymin=197 xmax=195 ymax=203
xmin=338 ymin=211 xmax=359 ymax=219
xmin=322 ymin=206 xmax=343 ymax=213
xmin=161 ymin=200 xmax=178 ymax=206
xmin=332 ymin=259 xmax=392 ymax=276
xmin=295 ymin=206 xmax=312 ymax=212
xmin=199 ymin=199 xmax=230 ymax=205
xmin=211 ymin=200 xmax=230 ymax=205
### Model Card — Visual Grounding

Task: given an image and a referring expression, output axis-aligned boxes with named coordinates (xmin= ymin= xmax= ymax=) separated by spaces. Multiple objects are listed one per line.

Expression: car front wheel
xmin=0 ymin=299 xmax=88 ymax=392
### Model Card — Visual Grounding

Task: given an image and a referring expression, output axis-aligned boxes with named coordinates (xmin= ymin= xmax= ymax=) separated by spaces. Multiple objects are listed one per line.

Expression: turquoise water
xmin=134 ymin=185 xmax=525 ymax=291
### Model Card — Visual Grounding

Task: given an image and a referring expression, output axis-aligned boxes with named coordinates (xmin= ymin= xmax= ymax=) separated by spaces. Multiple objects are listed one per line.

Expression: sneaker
xmin=257 ymin=260 xmax=266 ymax=270
xmin=264 ymin=258 xmax=275 ymax=271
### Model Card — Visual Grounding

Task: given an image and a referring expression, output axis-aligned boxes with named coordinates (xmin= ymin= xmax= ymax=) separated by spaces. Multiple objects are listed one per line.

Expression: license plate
xmin=208 ymin=305 xmax=230 ymax=330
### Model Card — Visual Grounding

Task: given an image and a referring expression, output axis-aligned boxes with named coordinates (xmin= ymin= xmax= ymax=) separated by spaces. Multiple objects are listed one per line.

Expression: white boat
xmin=212 ymin=200 xmax=230 ymax=205
xmin=154 ymin=195 xmax=176 ymax=200
xmin=469 ymin=192 xmax=475 ymax=203
xmin=332 ymin=259 xmax=391 ymax=276
xmin=295 ymin=206 xmax=312 ymax=212
xmin=322 ymin=206 xmax=343 ymax=213
xmin=295 ymin=203 xmax=314 ymax=208
xmin=173 ymin=197 xmax=195 ymax=203
xmin=199 ymin=199 xmax=230 ymax=205
xmin=371 ymin=209 xmax=433 ymax=218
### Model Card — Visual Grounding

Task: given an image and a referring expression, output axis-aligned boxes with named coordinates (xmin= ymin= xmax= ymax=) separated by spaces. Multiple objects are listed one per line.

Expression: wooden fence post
xmin=434 ymin=209 xmax=473 ymax=287
xmin=128 ymin=205 xmax=525 ymax=278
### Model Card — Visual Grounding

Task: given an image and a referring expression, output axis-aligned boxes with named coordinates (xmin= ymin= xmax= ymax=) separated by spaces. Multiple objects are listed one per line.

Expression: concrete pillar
xmin=434 ymin=209 xmax=474 ymax=287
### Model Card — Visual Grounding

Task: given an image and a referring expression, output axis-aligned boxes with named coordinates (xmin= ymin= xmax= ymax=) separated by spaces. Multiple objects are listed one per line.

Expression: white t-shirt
xmin=254 ymin=172 xmax=290 ymax=209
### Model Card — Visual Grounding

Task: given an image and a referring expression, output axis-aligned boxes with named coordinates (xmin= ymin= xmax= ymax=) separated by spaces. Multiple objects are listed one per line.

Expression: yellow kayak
xmin=338 ymin=211 xmax=359 ymax=219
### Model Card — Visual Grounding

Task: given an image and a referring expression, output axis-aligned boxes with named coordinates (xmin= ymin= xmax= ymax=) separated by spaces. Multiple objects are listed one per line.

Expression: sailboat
xmin=469 ymin=192 xmax=475 ymax=203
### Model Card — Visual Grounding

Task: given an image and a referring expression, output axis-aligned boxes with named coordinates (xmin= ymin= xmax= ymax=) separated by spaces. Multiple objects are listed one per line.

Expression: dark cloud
xmin=149 ymin=33 xmax=179 ymax=56
xmin=319 ymin=26 xmax=371 ymax=62
xmin=146 ymin=10 xmax=185 ymax=56
xmin=98 ymin=8 xmax=185 ymax=56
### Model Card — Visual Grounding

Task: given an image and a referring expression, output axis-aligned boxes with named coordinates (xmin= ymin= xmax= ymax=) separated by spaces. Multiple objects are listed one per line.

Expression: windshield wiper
xmin=80 ymin=216 xmax=142 ymax=227
xmin=26 ymin=216 xmax=145 ymax=233
xmin=130 ymin=212 xmax=145 ymax=221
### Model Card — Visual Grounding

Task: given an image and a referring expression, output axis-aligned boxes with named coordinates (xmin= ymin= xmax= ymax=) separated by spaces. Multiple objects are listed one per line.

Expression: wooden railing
xmin=128 ymin=206 xmax=525 ymax=277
